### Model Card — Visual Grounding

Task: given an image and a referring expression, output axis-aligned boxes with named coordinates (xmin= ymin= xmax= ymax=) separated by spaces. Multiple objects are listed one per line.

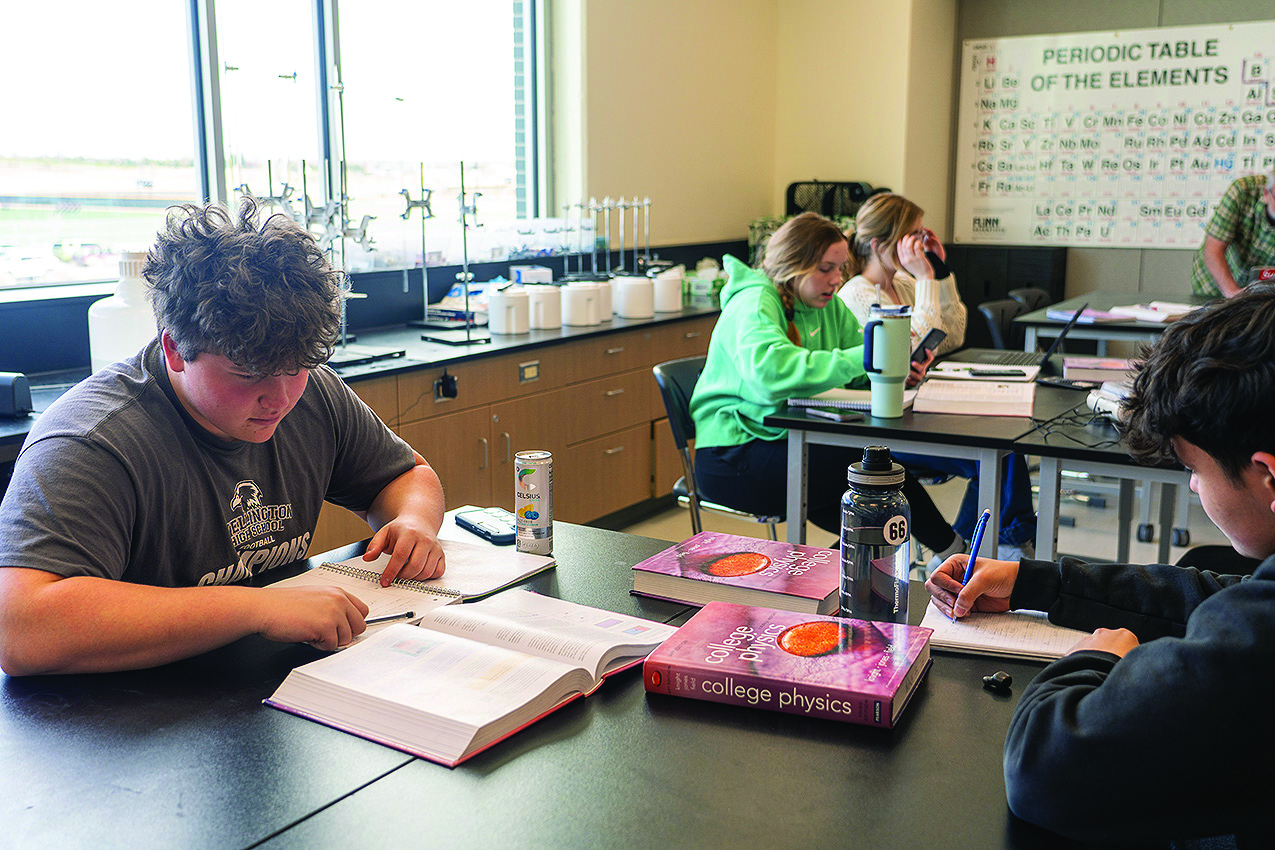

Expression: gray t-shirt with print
xmin=0 ymin=340 xmax=415 ymax=587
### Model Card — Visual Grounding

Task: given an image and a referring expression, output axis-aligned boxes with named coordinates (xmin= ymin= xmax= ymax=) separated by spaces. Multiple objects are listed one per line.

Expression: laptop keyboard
xmin=996 ymin=350 xmax=1044 ymax=366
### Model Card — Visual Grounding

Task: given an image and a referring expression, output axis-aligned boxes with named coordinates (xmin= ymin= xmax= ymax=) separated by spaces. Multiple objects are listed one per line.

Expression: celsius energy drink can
xmin=514 ymin=450 xmax=553 ymax=554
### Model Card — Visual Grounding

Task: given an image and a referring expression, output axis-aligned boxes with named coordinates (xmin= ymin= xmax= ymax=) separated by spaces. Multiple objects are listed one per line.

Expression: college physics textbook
xmin=270 ymin=538 xmax=556 ymax=639
xmin=266 ymin=590 xmax=678 ymax=767
xmin=644 ymin=601 xmax=932 ymax=729
xmin=631 ymin=531 xmax=840 ymax=614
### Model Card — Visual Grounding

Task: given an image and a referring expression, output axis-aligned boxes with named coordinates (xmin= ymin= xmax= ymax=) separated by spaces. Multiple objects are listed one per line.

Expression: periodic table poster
xmin=954 ymin=20 xmax=1275 ymax=249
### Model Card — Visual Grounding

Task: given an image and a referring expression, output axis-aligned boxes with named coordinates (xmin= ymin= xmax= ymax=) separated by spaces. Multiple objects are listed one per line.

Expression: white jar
xmin=88 ymin=251 xmax=157 ymax=372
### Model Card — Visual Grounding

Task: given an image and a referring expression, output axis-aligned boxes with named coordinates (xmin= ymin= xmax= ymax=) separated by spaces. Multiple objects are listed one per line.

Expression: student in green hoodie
xmin=689 ymin=212 xmax=964 ymax=557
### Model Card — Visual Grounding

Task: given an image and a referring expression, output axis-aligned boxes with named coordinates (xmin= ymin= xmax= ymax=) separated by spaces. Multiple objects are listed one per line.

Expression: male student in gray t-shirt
xmin=0 ymin=199 xmax=447 ymax=676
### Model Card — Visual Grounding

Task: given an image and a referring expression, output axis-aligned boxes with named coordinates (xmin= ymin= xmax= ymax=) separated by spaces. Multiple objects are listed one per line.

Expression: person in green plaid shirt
xmin=1190 ymin=171 xmax=1275 ymax=297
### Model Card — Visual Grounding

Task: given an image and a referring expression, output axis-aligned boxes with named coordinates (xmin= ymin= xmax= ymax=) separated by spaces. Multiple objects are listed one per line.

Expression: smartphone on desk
xmin=804 ymin=407 xmax=864 ymax=423
xmin=454 ymin=507 xmax=517 ymax=545
xmin=911 ymin=328 xmax=947 ymax=363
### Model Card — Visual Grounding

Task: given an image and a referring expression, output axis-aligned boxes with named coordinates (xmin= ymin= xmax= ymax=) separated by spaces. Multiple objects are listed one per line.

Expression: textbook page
xmin=913 ymin=378 xmax=1035 ymax=417
xmin=920 ymin=602 xmax=1090 ymax=661
xmin=420 ymin=591 xmax=678 ymax=679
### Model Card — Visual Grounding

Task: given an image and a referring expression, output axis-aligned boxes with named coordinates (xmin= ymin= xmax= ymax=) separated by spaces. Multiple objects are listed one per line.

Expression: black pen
xmin=365 ymin=610 xmax=416 ymax=626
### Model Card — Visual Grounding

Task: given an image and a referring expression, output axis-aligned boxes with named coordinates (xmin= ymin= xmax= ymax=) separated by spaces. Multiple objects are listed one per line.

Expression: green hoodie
xmin=690 ymin=254 xmax=869 ymax=447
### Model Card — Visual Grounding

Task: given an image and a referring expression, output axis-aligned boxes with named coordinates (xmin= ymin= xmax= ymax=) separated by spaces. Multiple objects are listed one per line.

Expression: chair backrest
xmin=652 ymin=355 xmax=707 ymax=452
xmin=1007 ymin=287 xmax=1051 ymax=313
xmin=977 ymin=298 xmax=1027 ymax=350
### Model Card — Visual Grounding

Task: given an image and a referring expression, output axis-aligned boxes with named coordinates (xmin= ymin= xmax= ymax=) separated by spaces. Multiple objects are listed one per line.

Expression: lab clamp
xmin=560 ymin=196 xmax=659 ymax=281
xmin=419 ymin=161 xmax=491 ymax=347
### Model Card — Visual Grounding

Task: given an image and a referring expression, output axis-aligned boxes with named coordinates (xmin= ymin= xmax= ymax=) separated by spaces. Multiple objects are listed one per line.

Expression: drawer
xmin=396 ymin=357 xmax=511 ymax=424
xmin=557 ymin=327 xmax=653 ymax=381
xmin=345 ymin=374 xmax=398 ymax=424
xmin=649 ymin=315 xmax=715 ymax=361
xmin=557 ymin=423 xmax=652 ymax=522
xmin=559 ymin=369 xmax=655 ymax=445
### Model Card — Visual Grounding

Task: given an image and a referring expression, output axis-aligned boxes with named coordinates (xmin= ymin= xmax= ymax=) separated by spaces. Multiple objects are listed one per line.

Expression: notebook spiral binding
xmin=319 ymin=562 xmax=464 ymax=597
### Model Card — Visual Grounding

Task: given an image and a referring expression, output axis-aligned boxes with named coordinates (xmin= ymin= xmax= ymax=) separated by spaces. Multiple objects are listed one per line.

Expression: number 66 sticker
xmin=884 ymin=515 xmax=909 ymax=546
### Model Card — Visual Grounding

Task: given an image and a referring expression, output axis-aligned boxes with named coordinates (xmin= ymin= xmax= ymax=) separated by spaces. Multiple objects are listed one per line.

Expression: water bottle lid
xmin=867 ymin=303 xmax=911 ymax=319
xmin=847 ymin=445 xmax=905 ymax=486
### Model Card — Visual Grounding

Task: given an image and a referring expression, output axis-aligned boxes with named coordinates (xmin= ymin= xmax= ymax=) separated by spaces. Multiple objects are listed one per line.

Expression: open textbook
xmin=270 ymin=538 xmax=556 ymax=639
xmin=266 ymin=591 xmax=678 ymax=766
xmin=919 ymin=601 xmax=1090 ymax=661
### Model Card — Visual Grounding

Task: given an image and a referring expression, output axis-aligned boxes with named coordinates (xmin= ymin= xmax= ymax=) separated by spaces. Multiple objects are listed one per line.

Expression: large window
xmin=0 ymin=0 xmax=540 ymax=290
xmin=0 ymin=1 xmax=201 ymax=288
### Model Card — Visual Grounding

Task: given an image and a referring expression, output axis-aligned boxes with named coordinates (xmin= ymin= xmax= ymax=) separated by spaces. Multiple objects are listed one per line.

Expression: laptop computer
xmin=951 ymin=301 xmax=1088 ymax=376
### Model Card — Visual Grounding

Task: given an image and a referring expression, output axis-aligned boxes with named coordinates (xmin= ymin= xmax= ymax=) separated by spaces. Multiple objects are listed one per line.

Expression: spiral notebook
xmin=270 ymin=538 xmax=556 ymax=635
xmin=788 ymin=388 xmax=917 ymax=412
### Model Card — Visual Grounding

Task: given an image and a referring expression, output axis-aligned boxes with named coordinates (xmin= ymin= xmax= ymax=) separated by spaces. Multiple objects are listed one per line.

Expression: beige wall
xmin=556 ymin=0 xmax=957 ymax=247
xmin=551 ymin=0 xmax=780 ymax=247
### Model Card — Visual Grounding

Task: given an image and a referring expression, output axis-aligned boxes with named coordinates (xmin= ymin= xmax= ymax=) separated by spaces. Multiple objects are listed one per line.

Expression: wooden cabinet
xmin=311 ymin=314 xmax=716 ymax=552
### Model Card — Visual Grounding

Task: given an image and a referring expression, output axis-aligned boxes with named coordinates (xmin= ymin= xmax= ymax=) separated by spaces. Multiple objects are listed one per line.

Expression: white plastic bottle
xmin=88 ymin=251 xmax=157 ymax=372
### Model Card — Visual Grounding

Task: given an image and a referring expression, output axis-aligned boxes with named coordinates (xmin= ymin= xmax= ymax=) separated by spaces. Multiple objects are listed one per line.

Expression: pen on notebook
xmin=954 ymin=509 xmax=992 ymax=620
xmin=365 ymin=611 xmax=416 ymax=626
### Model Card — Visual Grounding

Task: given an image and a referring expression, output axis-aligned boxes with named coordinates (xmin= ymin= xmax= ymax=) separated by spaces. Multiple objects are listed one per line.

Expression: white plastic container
xmin=594 ymin=279 xmax=612 ymax=319
xmin=562 ymin=282 xmax=600 ymax=326
xmin=613 ymin=276 xmax=654 ymax=319
xmin=653 ymin=270 xmax=684 ymax=312
xmin=88 ymin=251 xmax=157 ymax=372
xmin=488 ymin=287 xmax=530 ymax=335
xmin=527 ymin=285 xmax=562 ymax=329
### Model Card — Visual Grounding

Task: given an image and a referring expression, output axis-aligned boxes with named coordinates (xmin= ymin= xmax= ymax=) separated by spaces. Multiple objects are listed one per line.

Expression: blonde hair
xmin=761 ymin=212 xmax=848 ymax=345
xmin=844 ymin=193 xmax=923 ymax=278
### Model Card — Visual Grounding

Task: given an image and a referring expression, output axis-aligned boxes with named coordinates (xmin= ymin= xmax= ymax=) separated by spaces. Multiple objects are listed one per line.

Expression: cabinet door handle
xmin=605 ymin=346 xmax=624 ymax=355
xmin=604 ymin=445 xmax=625 ymax=455
xmin=501 ymin=431 xmax=511 ymax=463
xmin=604 ymin=388 xmax=625 ymax=397
xmin=478 ymin=437 xmax=489 ymax=470
xmin=684 ymin=331 xmax=701 ymax=339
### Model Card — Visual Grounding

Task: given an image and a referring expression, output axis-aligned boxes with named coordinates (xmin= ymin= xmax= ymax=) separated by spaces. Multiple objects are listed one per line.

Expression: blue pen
xmin=953 ymin=509 xmax=992 ymax=620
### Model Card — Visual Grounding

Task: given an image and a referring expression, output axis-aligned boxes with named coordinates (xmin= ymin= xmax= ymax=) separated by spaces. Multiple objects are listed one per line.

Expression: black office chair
xmin=1008 ymin=287 xmax=1051 ymax=314
xmin=976 ymin=298 xmax=1028 ymax=350
xmin=652 ymin=356 xmax=781 ymax=539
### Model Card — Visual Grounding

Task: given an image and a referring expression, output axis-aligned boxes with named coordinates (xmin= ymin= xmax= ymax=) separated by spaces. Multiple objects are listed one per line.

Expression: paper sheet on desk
xmin=913 ymin=379 xmax=1035 ymax=417
xmin=920 ymin=602 xmax=1090 ymax=661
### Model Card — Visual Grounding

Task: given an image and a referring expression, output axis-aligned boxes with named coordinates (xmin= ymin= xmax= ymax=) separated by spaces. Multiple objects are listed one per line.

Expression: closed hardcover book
xmin=644 ymin=601 xmax=932 ymax=728
xmin=1109 ymin=302 xmax=1194 ymax=323
xmin=631 ymin=531 xmax=840 ymax=614
xmin=1045 ymin=307 xmax=1122 ymax=324
xmin=1062 ymin=355 xmax=1134 ymax=382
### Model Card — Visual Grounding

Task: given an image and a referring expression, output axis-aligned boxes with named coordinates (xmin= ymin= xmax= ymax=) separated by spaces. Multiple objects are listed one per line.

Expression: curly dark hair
xmin=1124 ymin=284 xmax=1275 ymax=480
xmin=143 ymin=197 xmax=342 ymax=374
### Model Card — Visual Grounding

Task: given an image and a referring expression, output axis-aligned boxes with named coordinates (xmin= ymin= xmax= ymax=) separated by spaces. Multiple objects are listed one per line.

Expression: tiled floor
xmin=619 ymin=473 xmax=1229 ymax=566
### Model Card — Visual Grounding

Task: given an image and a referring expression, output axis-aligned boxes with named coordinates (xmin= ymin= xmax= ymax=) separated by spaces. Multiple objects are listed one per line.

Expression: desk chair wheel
xmin=1171 ymin=528 xmax=1190 ymax=547
xmin=1136 ymin=523 xmax=1154 ymax=543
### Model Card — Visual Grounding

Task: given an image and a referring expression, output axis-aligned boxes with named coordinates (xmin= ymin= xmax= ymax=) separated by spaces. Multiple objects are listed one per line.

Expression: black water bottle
xmin=840 ymin=446 xmax=912 ymax=623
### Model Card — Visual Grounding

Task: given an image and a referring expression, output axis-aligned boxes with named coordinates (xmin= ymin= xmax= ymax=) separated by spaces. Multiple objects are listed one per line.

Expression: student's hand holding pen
xmin=925 ymin=555 xmax=1019 ymax=619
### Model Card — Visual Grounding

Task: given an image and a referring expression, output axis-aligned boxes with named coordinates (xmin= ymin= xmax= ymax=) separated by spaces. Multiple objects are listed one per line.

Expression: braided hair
xmin=760 ymin=212 xmax=848 ymax=346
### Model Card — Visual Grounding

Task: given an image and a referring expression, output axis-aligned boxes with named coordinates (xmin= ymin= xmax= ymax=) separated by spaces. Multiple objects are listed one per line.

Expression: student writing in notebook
xmin=689 ymin=212 xmax=964 ymax=556
xmin=839 ymin=193 xmax=1036 ymax=563
xmin=0 ymin=199 xmax=447 ymax=675
xmin=925 ymin=284 xmax=1275 ymax=848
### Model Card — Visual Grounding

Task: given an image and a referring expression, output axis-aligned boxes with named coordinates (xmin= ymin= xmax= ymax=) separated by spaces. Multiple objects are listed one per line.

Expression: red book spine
xmin=643 ymin=656 xmax=897 ymax=728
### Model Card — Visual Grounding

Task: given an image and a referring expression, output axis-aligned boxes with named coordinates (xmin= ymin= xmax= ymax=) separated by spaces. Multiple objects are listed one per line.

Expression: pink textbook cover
xmin=631 ymin=531 xmax=839 ymax=614
xmin=644 ymin=601 xmax=932 ymax=728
